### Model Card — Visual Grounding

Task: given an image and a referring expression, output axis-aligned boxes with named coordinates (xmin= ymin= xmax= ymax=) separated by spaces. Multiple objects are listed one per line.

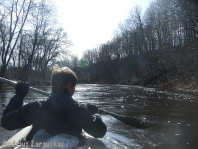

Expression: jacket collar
xmin=49 ymin=92 xmax=74 ymax=111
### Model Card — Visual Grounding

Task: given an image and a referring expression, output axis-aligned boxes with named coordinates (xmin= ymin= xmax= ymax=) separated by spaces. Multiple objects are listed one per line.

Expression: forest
xmin=0 ymin=0 xmax=70 ymax=82
xmin=71 ymin=0 xmax=198 ymax=92
xmin=0 ymin=0 xmax=198 ymax=91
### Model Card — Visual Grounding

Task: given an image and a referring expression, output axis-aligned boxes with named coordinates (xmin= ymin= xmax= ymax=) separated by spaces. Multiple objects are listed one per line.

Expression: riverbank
xmin=0 ymin=79 xmax=51 ymax=88
xmin=1 ymin=39 xmax=198 ymax=94
xmin=143 ymin=40 xmax=198 ymax=93
xmin=76 ymin=39 xmax=198 ymax=94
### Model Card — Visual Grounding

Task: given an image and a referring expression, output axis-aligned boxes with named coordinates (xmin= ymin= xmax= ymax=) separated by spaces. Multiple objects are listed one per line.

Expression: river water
xmin=0 ymin=84 xmax=198 ymax=149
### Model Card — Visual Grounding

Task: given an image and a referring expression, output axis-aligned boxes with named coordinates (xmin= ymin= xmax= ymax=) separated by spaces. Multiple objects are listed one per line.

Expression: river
xmin=0 ymin=84 xmax=198 ymax=149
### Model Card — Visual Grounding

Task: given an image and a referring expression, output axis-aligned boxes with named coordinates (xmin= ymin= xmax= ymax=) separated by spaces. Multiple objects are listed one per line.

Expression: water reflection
xmin=0 ymin=84 xmax=198 ymax=149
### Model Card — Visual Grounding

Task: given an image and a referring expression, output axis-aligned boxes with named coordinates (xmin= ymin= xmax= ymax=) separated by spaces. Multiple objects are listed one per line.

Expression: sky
xmin=53 ymin=0 xmax=151 ymax=58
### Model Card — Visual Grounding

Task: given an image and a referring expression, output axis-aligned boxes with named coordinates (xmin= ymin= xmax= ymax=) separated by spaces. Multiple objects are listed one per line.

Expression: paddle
xmin=0 ymin=77 xmax=152 ymax=129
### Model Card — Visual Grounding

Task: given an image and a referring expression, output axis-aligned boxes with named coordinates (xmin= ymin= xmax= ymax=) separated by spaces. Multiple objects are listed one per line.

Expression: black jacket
xmin=1 ymin=93 xmax=107 ymax=140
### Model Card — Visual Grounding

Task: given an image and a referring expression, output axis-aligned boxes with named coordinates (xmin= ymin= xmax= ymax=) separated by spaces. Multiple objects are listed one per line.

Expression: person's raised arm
xmin=1 ymin=82 xmax=29 ymax=130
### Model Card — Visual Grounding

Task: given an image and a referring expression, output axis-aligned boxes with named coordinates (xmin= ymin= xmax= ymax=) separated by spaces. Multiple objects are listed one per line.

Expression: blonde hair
xmin=51 ymin=64 xmax=78 ymax=93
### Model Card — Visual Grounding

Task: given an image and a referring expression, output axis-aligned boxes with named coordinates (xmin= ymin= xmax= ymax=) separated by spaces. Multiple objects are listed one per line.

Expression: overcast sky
xmin=53 ymin=0 xmax=151 ymax=58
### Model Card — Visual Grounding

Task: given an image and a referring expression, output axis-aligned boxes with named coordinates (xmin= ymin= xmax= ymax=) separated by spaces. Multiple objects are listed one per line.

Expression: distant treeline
xmin=71 ymin=0 xmax=198 ymax=87
xmin=0 ymin=0 xmax=70 ymax=81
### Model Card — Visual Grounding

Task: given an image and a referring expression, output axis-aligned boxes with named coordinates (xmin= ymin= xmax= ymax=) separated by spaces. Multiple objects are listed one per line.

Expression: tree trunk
xmin=0 ymin=65 xmax=7 ymax=77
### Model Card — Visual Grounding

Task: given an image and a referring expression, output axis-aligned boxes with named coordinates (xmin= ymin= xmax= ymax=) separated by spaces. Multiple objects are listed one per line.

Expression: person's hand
xmin=87 ymin=104 xmax=98 ymax=115
xmin=15 ymin=81 xmax=29 ymax=98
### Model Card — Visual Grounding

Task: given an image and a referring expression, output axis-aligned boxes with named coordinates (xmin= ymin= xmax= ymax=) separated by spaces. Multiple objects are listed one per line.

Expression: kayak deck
xmin=0 ymin=125 xmax=108 ymax=149
xmin=0 ymin=126 xmax=33 ymax=148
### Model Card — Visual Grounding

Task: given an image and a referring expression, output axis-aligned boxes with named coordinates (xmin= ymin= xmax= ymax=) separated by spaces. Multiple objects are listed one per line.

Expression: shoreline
xmin=1 ymin=78 xmax=198 ymax=95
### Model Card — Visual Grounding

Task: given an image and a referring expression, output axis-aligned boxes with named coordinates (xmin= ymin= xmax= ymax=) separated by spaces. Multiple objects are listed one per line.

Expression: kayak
xmin=0 ymin=125 xmax=108 ymax=149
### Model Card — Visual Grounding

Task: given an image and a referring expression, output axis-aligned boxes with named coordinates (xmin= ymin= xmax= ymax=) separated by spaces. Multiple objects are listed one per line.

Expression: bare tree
xmin=0 ymin=0 xmax=33 ymax=77
xmin=17 ymin=0 xmax=70 ymax=80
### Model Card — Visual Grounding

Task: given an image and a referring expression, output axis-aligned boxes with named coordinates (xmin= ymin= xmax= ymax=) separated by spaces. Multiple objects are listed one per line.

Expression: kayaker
xmin=1 ymin=65 xmax=107 ymax=141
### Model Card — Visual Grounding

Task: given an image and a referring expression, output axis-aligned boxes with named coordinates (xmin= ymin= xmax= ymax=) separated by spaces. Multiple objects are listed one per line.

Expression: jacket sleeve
xmin=77 ymin=105 xmax=107 ymax=138
xmin=1 ymin=95 xmax=32 ymax=130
